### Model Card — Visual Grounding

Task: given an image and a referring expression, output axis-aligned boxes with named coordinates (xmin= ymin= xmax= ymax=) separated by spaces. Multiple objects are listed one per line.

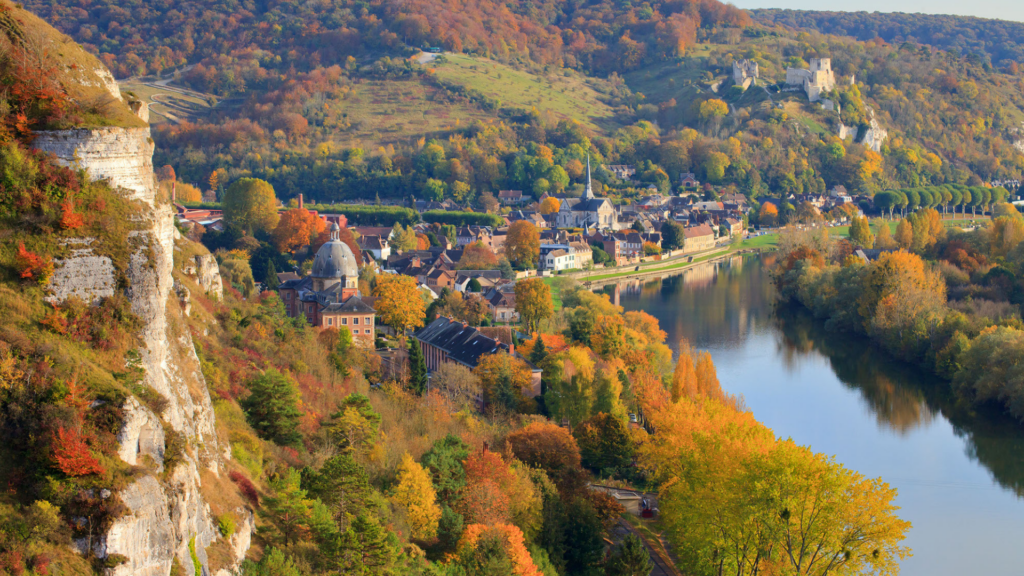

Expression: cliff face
xmin=34 ymin=107 xmax=245 ymax=576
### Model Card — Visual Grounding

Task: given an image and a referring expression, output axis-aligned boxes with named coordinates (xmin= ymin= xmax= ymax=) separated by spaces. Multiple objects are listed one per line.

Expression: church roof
xmin=312 ymin=223 xmax=358 ymax=279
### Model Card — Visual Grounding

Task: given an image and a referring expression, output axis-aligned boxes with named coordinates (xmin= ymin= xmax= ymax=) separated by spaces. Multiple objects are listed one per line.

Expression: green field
xmin=431 ymin=54 xmax=620 ymax=132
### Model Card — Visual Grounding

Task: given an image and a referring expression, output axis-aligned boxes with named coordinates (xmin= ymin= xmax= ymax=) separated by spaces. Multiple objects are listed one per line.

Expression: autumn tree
xmin=895 ymin=219 xmax=913 ymax=250
xmin=504 ymin=422 xmax=583 ymax=482
xmin=505 ymin=221 xmax=541 ymax=269
xmin=875 ymin=221 xmax=897 ymax=250
xmin=514 ymin=278 xmax=553 ymax=333
xmin=273 ymin=207 xmax=327 ymax=252
xmin=758 ymin=203 xmax=778 ymax=227
xmin=848 ymin=215 xmax=874 ymax=248
xmin=52 ymin=427 xmax=105 ymax=477
xmin=372 ymin=274 xmax=426 ymax=335
xmin=474 ymin=351 xmax=533 ymax=412
xmin=661 ymin=220 xmax=686 ymax=251
xmin=223 ymin=178 xmax=280 ymax=234
xmin=539 ymin=197 xmax=561 ymax=215
xmin=458 ymin=241 xmax=499 ymax=270
xmin=392 ymin=453 xmax=442 ymax=540
xmin=670 ymin=340 xmax=697 ymax=401
xmin=430 ymin=362 xmax=481 ymax=410
xmin=456 ymin=524 xmax=542 ymax=576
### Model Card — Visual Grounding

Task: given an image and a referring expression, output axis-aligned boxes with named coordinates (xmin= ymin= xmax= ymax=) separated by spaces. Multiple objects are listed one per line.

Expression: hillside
xmin=21 ymin=0 xmax=1024 ymax=213
xmin=750 ymin=9 xmax=1024 ymax=70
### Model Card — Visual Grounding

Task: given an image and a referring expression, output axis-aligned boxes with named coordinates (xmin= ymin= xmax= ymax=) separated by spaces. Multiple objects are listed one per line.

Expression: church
xmin=555 ymin=156 xmax=618 ymax=230
xmin=279 ymin=223 xmax=377 ymax=342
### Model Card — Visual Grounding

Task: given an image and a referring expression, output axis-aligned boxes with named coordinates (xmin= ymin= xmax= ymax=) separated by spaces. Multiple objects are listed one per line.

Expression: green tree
xmin=223 ymin=178 xmax=280 ymax=234
xmin=241 ymin=548 xmax=303 ymax=576
xmin=661 ymin=220 xmax=686 ymax=251
xmin=421 ymin=434 xmax=471 ymax=505
xmin=573 ymin=413 xmax=635 ymax=473
xmin=409 ymin=339 xmax=427 ymax=395
xmin=302 ymin=454 xmax=374 ymax=522
xmin=530 ymin=336 xmax=547 ymax=364
xmin=264 ymin=469 xmax=313 ymax=545
xmin=242 ymin=368 xmax=303 ymax=446
xmin=606 ymin=534 xmax=654 ymax=576
xmin=265 ymin=259 xmax=280 ymax=290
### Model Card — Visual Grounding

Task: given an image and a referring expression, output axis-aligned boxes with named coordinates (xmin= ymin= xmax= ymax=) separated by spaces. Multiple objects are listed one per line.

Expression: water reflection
xmin=611 ymin=255 xmax=1024 ymax=498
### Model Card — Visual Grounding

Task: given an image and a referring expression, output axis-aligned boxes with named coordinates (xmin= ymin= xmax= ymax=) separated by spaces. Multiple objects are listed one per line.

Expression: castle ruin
xmin=786 ymin=58 xmax=835 ymax=102
xmin=732 ymin=59 xmax=759 ymax=90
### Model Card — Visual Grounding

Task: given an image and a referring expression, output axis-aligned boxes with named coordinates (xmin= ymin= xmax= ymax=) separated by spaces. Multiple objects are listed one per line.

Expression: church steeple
xmin=584 ymin=155 xmax=594 ymax=199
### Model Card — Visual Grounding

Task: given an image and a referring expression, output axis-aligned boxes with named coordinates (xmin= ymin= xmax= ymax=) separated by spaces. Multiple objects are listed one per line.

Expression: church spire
xmin=584 ymin=154 xmax=594 ymax=199
xmin=329 ymin=221 xmax=340 ymax=241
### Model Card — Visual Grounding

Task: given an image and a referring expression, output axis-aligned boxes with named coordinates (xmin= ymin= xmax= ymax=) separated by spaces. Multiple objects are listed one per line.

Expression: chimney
xmin=299 ymin=193 xmax=304 ymax=209
xmin=508 ymin=342 xmax=515 ymax=356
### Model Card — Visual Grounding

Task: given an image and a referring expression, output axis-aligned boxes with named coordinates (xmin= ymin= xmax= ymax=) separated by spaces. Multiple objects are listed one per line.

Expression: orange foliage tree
xmin=538 ymin=197 xmax=560 ymax=215
xmin=503 ymin=422 xmax=582 ymax=481
xmin=456 ymin=524 xmax=542 ymax=576
xmin=458 ymin=240 xmax=499 ymax=270
xmin=52 ymin=427 xmax=105 ymax=477
xmin=273 ymin=208 xmax=327 ymax=252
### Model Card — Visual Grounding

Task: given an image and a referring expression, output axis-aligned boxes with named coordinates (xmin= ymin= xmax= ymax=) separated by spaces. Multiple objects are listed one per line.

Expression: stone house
xmin=498 ymin=190 xmax=527 ymax=205
xmin=606 ymin=165 xmax=636 ymax=180
xmin=683 ymin=223 xmax=716 ymax=254
xmin=785 ymin=58 xmax=836 ymax=102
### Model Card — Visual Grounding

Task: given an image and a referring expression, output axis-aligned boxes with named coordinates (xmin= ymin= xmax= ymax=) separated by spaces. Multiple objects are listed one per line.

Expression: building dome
xmin=311 ymin=223 xmax=358 ymax=280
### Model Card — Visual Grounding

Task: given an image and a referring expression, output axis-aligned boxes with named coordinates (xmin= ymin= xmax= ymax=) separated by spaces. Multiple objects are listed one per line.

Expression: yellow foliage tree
xmin=671 ymin=340 xmax=697 ymax=402
xmin=372 ymin=274 xmax=426 ymax=335
xmin=538 ymin=196 xmax=561 ymax=215
xmin=894 ymin=219 xmax=913 ymax=250
xmin=392 ymin=453 xmax=442 ymax=540
xmin=514 ymin=278 xmax=553 ymax=333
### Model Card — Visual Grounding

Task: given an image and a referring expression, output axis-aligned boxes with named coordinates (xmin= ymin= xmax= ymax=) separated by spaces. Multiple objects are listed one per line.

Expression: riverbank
xmin=544 ymin=233 xmax=778 ymax=307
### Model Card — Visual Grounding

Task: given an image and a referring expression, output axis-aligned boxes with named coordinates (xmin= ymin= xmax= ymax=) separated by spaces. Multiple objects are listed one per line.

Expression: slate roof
xmin=415 ymin=317 xmax=509 ymax=368
xmin=322 ymin=295 xmax=376 ymax=314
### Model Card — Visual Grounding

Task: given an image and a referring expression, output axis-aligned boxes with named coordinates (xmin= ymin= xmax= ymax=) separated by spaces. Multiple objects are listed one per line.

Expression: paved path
xmin=609 ymin=519 xmax=682 ymax=576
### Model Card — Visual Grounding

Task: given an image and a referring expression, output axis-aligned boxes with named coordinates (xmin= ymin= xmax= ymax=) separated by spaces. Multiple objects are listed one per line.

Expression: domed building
xmin=279 ymin=223 xmax=376 ymax=342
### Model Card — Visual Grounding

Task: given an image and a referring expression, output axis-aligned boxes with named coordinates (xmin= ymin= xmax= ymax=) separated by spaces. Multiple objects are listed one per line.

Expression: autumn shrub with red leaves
xmin=59 ymin=200 xmax=85 ymax=230
xmin=0 ymin=549 xmax=25 ymax=576
xmin=52 ymin=426 xmax=105 ymax=477
xmin=229 ymin=470 xmax=260 ymax=506
xmin=14 ymin=243 xmax=53 ymax=284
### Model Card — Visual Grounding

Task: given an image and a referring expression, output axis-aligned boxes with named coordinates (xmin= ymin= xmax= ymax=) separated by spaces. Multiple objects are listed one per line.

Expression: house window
xmin=365 ymin=329 xmax=371 ymax=335
xmin=365 ymin=317 xmax=372 ymax=325
xmin=354 ymin=317 xmax=360 ymax=325
xmin=284 ymin=293 xmax=290 ymax=300
xmin=342 ymin=318 xmax=348 ymax=325
xmin=327 ymin=318 xmax=333 ymax=326
xmin=308 ymin=305 xmax=314 ymax=313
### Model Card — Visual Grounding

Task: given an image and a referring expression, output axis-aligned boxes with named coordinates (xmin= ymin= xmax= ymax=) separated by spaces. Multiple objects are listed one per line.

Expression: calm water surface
xmin=606 ymin=255 xmax=1024 ymax=576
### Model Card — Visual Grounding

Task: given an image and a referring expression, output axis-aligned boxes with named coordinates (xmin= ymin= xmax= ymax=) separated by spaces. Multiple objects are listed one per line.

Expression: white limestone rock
xmin=117 ymin=397 xmax=166 ymax=470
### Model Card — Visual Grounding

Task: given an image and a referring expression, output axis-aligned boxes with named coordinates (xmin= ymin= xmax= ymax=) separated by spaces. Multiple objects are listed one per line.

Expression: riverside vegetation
xmin=774 ymin=205 xmax=1024 ymax=422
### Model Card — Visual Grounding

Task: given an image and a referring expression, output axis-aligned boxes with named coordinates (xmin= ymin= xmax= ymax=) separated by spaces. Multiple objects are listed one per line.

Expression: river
xmin=604 ymin=255 xmax=1024 ymax=576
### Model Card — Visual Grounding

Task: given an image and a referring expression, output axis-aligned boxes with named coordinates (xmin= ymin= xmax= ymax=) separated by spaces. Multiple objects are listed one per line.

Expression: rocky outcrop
xmin=838 ymin=122 xmax=858 ymax=141
xmin=46 ymin=242 xmax=116 ymax=304
xmin=32 ymin=127 xmax=156 ymax=204
xmin=116 ymin=397 xmax=166 ymax=470
xmin=183 ymin=254 xmax=224 ymax=300
xmin=215 ymin=509 xmax=256 ymax=576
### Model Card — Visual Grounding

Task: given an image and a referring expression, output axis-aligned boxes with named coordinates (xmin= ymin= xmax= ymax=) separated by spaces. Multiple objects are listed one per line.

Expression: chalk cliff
xmin=33 ymin=84 xmax=247 ymax=576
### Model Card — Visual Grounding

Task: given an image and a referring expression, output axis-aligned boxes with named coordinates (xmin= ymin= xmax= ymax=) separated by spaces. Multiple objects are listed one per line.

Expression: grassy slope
xmin=5 ymin=0 xmax=145 ymax=128
xmin=432 ymin=53 xmax=621 ymax=132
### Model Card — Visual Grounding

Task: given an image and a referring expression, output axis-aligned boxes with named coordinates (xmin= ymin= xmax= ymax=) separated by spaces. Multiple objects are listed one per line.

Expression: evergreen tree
xmin=409 ymin=339 xmax=428 ymax=395
xmin=530 ymin=336 xmax=547 ymax=364
xmin=265 ymin=259 xmax=280 ymax=290
xmin=263 ymin=469 xmax=313 ymax=546
xmin=421 ymin=434 xmax=471 ymax=504
xmin=607 ymin=535 xmax=654 ymax=576
xmin=241 ymin=368 xmax=303 ymax=446
xmin=436 ymin=505 xmax=465 ymax=552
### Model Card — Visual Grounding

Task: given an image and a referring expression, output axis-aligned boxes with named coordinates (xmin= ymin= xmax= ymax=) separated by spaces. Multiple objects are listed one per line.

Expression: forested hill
xmin=24 ymin=0 xmax=747 ymax=80
xmin=22 ymin=0 xmax=1024 ymax=207
xmin=750 ymin=9 xmax=1024 ymax=71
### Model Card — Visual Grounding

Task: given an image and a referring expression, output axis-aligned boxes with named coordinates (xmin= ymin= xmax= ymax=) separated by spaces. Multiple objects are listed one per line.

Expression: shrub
xmin=218 ymin=514 xmax=237 ymax=538
xmin=14 ymin=243 xmax=53 ymax=285
xmin=52 ymin=427 xmax=105 ymax=477
xmin=229 ymin=470 xmax=260 ymax=507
